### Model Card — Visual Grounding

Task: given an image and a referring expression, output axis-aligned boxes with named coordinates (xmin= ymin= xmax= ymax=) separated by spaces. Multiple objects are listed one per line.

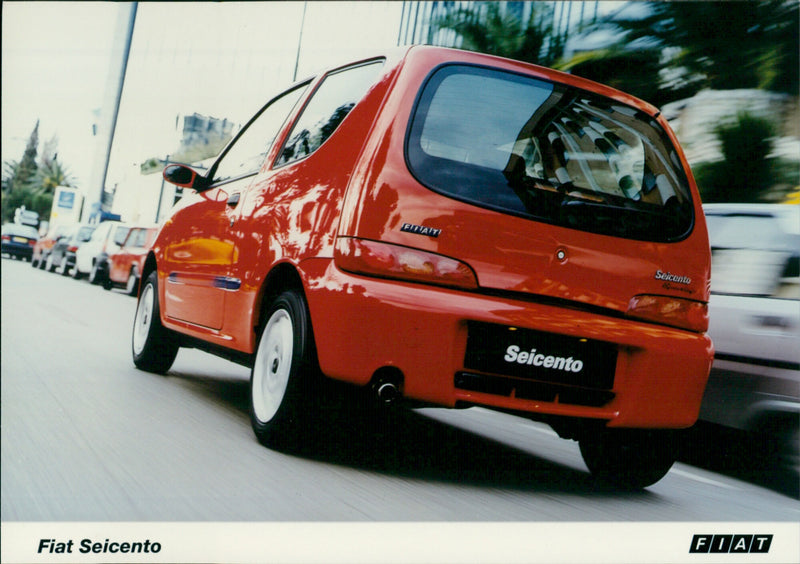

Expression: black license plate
xmin=464 ymin=322 xmax=617 ymax=389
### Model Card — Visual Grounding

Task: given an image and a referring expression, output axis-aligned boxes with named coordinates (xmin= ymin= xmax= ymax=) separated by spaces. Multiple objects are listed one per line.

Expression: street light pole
xmin=86 ymin=2 xmax=138 ymax=223
xmin=155 ymin=155 xmax=169 ymax=224
xmin=293 ymin=1 xmax=307 ymax=82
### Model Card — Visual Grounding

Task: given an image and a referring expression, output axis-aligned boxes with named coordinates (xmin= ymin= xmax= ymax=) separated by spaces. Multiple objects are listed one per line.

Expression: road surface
xmin=2 ymin=256 xmax=798 ymax=522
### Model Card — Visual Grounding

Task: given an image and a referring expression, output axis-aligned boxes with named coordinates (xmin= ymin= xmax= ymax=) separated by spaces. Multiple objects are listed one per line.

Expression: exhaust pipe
xmin=376 ymin=382 xmax=400 ymax=404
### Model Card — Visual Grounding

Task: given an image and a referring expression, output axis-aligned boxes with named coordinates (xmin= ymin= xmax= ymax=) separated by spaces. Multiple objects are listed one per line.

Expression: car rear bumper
xmin=1 ymin=244 xmax=33 ymax=259
xmin=302 ymin=258 xmax=714 ymax=429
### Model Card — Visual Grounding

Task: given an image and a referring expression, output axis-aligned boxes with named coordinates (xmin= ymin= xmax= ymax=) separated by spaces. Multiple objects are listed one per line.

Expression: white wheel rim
xmin=132 ymin=283 xmax=154 ymax=355
xmin=252 ymin=309 xmax=293 ymax=424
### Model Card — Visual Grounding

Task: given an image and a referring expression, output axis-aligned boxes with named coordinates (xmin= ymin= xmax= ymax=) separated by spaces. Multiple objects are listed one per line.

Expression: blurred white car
xmin=700 ymin=204 xmax=799 ymax=465
xmin=74 ymin=221 xmax=131 ymax=284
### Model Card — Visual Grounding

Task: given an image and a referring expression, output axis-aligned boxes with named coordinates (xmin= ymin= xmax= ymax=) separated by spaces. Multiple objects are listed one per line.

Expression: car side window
xmin=211 ymin=83 xmax=310 ymax=185
xmin=276 ymin=60 xmax=384 ymax=167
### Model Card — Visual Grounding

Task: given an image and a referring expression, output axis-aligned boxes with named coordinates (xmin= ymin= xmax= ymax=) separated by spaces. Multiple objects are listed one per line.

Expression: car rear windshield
xmin=406 ymin=65 xmax=694 ymax=242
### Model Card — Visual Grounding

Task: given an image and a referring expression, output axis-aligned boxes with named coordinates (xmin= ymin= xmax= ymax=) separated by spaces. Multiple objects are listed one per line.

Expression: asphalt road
xmin=2 ymin=255 xmax=798 ymax=522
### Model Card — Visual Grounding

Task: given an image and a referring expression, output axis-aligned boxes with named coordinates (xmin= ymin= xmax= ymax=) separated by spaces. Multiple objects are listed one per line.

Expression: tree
xmin=433 ymin=2 xmax=562 ymax=67
xmin=576 ymin=1 xmax=799 ymax=101
xmin=692 ymin=112 xmax=785 ymax=203
xmin=2 ymin=121 xmax=39 ymax=195
xmin=36 ymin=135 xmax=74 ymax=192
xmin=560 ymin=47 xmax=673 ymax=107
xmin=1 ymin=125 xmax=75 ymax=223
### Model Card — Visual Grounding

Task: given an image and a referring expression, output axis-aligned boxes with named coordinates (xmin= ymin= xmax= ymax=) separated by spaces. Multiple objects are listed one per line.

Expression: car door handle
xmin=227 ymin=193 xmax=241 ymax=207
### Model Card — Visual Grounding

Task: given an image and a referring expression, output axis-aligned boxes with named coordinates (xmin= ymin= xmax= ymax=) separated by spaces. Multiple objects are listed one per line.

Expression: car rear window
xmin=406 ymin=65 xmax=694 ymax=242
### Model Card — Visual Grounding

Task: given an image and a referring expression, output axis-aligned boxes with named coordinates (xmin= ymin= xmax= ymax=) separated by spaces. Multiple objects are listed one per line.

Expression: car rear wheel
xmin=126 ymin=269 xmax=139 ymax=296
xmin=579 ymin=429 xmax=677 ymax=490
xmin=88 ymin=262 xmax=102 ymax=285
xmin=132 ymin=271 xmax=179 ymax=374
xmin=250 ymin=289 xmax=320 ymax=448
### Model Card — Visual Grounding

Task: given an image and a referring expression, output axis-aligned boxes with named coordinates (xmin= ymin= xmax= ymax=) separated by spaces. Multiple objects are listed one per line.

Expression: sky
xmin=2 ymin=1 xmax=404 ymax=202
xmin=2 ymin=2 xmax=119 ymax=189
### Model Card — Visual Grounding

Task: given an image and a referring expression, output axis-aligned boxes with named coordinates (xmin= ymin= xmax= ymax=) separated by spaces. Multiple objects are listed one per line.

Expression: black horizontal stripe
xmin=714 ymin=352 xmax=799 ymax=371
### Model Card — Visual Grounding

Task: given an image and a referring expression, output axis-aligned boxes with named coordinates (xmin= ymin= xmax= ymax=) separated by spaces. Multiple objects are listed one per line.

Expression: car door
xmin=161 ymin=83 xmax=309 ymax=330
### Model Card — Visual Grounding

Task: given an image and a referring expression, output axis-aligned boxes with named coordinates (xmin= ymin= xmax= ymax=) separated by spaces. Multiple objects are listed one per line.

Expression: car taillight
xmin=334 ymin=237 xmax=478 ymax=290
xmin=626 ymin=294 xmax=709 ymax=333
xmin=29 ymin=240 xmax=37 ymax=247
xmin=1 ymin=235 xmax=9 ymax=243
xmin=68 ymin=245 xmax=78 ymax=252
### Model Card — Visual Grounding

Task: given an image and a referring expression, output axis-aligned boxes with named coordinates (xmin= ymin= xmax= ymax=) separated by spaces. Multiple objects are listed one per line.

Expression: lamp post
xmin=155 ymin=154 xmax=169 ymax=224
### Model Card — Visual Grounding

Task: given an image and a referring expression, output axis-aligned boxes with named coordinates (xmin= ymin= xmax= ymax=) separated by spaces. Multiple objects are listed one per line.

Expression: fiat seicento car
xmin=133 ymin=46 xmax=713 ymax=489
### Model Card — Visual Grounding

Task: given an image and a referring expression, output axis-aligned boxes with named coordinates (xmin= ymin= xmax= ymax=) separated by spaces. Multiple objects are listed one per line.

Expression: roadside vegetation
xmin=1 ymin=121 xmax=75 ymax=224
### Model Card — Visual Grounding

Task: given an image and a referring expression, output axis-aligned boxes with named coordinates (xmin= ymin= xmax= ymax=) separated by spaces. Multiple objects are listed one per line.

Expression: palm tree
xmin=36 ymin=156 xmax=74 ymax=193
xmin=433 ymin=2 xmax=561 ymax=67
xmin=584 ymin=1 xmax=798 ymax=96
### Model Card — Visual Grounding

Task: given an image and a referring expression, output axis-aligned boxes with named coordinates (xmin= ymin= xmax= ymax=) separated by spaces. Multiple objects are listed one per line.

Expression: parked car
xmin=700 ymin=204 xmax=799 ymax=466
xmin=1 ymin=223 xmax=38 ymax=261
xmin=74 ymin=220 xmax=131 ymax=284
xmin=132 ymin=46 xmax=713 ymax=489
xmin=106 ymin=225 xmax=158 ymax=295
xmin=32 ymin=223 xmax=71 ymax=269
xmin=45 ymin=223 xmax=96 ymax=276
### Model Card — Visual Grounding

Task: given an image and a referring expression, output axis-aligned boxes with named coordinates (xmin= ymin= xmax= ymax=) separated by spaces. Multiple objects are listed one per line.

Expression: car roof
xmin=299 ymin=45 xmax=661 ymax=119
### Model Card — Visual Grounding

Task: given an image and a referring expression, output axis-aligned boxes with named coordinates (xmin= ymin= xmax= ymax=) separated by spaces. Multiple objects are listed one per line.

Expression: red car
xmin=106 ymin=226 xmax=157 ymax=295
xmin=31 ymin=224 xmax=71 ymax=269
xmin=132 ymin=46 xmax=713 ymax=489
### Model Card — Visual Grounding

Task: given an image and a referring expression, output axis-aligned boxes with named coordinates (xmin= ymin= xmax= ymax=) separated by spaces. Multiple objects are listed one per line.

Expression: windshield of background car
xmin=78 ymin=226 xmax=95 ymax=242
xmin=406 ymin=65 xmax=695 ymax=242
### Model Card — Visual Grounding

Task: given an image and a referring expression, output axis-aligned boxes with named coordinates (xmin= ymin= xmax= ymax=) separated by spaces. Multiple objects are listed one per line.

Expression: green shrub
xmin=694 ymin=112 xmax=782 ymax=202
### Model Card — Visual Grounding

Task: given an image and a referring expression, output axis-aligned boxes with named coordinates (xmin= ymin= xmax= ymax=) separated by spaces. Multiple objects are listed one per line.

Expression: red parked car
xmin=31 ymin=224 xmax=71 ymax=269
xmin=106 ymin=225 xmax=158 ymax=295
xmin=132 ymin=46 xmax=713 ymax=489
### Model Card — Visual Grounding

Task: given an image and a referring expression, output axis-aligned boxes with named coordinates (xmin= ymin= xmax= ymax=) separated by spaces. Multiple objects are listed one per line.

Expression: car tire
xmin=71 ymin=265 xmax=83 ymax=279
xmin=579 ymin=429 xmax=677 ymax=490
xmin=31 ymin=255 xmax=40 ymax=268
xmin=38 ymin=254 xmax=47 ymax=270
xmin=132 ymin=271 xmax=179 ymax=374
xmin=126 ymin=269 xmax=139 ymax=296
xmin=249 ymin=289 xmax=320 ymax=449
xmin=88 ymin=262 xmax=101 ymax=285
